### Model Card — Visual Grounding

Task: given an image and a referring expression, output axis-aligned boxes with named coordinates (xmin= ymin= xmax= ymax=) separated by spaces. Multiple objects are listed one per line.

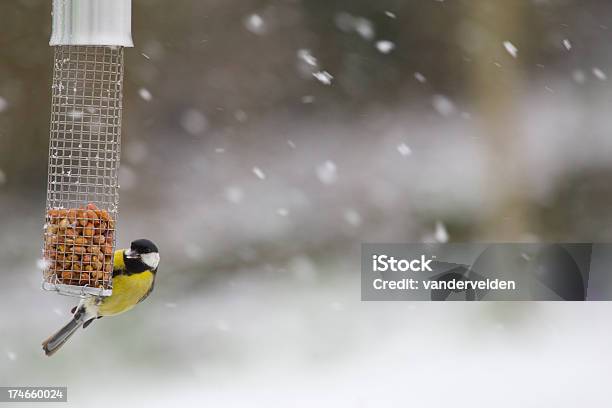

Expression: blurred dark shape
xmin=527 ymin=244 xmax=590 ymax=301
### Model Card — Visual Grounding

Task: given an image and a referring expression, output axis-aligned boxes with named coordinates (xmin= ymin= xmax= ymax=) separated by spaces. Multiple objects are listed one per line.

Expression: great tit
xmin=42 ymin=239 xmax=160 ymax=356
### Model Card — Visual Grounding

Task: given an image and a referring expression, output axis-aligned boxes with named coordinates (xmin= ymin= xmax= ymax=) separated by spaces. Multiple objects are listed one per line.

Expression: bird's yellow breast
xmin=98 ymin=271 xmax=154 ymax=317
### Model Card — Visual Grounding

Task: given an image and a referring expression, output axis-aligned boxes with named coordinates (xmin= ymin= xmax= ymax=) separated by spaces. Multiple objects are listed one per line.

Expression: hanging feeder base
xmin=42 ymin=281 xmax=112 ymax=298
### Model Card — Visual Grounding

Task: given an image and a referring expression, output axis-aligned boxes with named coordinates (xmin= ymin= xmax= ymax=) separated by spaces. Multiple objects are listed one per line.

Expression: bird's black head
xmin=124 ymin=239 xmax=160 ymax=272
xmin=130 ymin=239 xmax=159 ymax=254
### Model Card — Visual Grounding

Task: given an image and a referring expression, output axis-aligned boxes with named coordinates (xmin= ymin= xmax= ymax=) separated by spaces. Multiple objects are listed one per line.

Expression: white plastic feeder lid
xmin=50 ymin=0 xmax=134 ymax=47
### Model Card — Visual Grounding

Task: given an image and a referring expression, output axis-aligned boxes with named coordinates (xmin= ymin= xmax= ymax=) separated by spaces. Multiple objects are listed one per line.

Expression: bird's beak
xmin=124 ymin=249 xmax=139 ymax=259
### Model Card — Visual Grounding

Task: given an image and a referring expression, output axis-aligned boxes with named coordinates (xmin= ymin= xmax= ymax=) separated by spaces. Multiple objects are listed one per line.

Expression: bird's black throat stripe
xmin=114 ymin=254 xmax=157 ymax=276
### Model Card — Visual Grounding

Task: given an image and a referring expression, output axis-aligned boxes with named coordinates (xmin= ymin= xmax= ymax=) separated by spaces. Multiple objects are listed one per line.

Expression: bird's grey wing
xmin=137 ymin=278 xmax=155 ymax=304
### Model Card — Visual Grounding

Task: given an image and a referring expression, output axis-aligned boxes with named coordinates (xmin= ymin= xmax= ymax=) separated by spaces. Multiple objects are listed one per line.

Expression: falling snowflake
xmin=244 ymin=13 xmax=266 ymax=35
xmin=36 ymin=258 xmax=52 ymax=271
xmin=354 ymin=17 xmax=375 ymax=40
xmin=138 ymin=88 xmax=152 ymax=101
xmin=68 ymin=110 xmax=83 ymax=119
xmin=180 ymin=109 xmax=208 ymax=135
xmin=572 ymin=69 xmax=586 ymax=84
xmin=287 ymin=140 xmax=297 ymax=148
xmin=313 ymin=70 xmax=333 ymax=85
xmin=593 ymin=67 xmax=607 ymax=81
xmin=397 ymin=143 xmax=412 ymax=156
xmin=277 ymin=208 xmax=289 ymax=217
xmin=252 ymin=167 xmax=266 ymax=180
xmin=290 ymin=255 xmax=318 ymax=282
xmin=375 ymin=40 xmax=395 ymax=54
xmin=234 ymin=110 xmax=248 ymax=122
xmin=6 ymin=351 xmax=17 ymax=361
xmin=119 ymin=166 xmax=137 ymax=190
xmin=343 ymin=209 xmax=362 ymax=227
xmin=316 ymin=160 xmax=338 ymax=185
xmin=215 ymin=320 xmax=231 ymax=332
xmin=335 ymin=13 xmax=375 ymax=40
xmin=225 ymin=186 xmax=244 ymax=204
xmin=384 ymin=11 xmax=396 ymax=19
xmin=562 ymin=39 xmax=572 ymax=51
xmin=297 ymin=49 xmax=318 ymax=67
xmin=125 ymin=141 xmax=148 ymax=164
xmin=414 ymin=72 xmax=427 ymax=83
xmin=0 ymin=96 xmax=7 ymax=113
xmin=434 ymin=221 xmax=449 ymax=243
xmin=432 ymin=95 xmax=456 ymax=117
xmin=301 ymin=95 xmax=315 ymax=104
xmin=503 ymin=41 xmax=518 ymax=58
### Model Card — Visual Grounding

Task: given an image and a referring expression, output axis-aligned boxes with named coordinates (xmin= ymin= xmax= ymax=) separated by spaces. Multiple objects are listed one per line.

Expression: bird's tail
xmin=42 ymin=306 xmax=89 ymax=356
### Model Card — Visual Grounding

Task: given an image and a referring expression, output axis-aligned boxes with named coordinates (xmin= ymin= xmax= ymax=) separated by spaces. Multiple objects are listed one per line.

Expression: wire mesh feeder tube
xmin=42 ymin=46 xmax=125 ymax=298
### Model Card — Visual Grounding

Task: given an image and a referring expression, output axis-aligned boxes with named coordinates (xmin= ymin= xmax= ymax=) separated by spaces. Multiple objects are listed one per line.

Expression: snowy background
xmin=1 ymin=0 xmax=612 ymax=406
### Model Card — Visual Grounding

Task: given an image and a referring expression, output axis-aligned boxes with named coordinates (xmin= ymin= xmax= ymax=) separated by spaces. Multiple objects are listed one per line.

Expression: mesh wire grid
xmin=42 ymin=46 xmax=124 ymax=297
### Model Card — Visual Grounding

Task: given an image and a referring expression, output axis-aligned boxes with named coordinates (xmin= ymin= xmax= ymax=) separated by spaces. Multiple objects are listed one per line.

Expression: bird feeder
xmin=42 ymin=0 xmax=133 ymax=297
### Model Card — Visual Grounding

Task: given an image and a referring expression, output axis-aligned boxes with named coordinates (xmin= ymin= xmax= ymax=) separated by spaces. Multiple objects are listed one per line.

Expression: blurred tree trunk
xmin=466 ymin=1 xmax=531 ymax=240
xmin=0 ymin=2 xmax=51 ymax=192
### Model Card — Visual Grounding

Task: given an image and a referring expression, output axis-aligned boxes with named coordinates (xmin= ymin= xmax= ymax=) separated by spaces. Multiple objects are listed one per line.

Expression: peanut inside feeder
xmin=44 ymin=204 xmax=115 ymax=290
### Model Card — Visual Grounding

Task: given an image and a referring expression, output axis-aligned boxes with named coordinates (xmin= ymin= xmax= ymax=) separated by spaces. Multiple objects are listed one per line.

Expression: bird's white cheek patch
xmin=142 ymin=252 xmax=160 ymax=269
